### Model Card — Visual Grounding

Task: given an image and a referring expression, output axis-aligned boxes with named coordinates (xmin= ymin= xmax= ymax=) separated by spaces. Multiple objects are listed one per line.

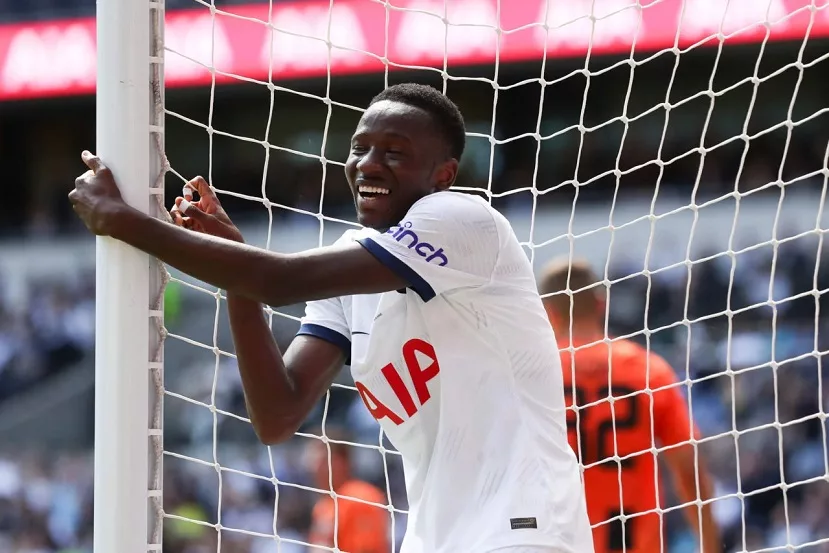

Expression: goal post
xmin=93 ymin=0 xmax=165 ymax=552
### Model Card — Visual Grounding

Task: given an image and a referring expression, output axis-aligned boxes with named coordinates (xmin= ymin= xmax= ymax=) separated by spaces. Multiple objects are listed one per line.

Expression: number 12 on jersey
xmin=564 ymin=384 xmax=640 ymax=467
xmin=565 ymin=384 xmax=642 ymax=552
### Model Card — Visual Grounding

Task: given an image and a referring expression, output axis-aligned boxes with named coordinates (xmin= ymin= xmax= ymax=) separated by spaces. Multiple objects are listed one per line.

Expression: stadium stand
xmin=0 ymin=2 xmax=827 ymax=552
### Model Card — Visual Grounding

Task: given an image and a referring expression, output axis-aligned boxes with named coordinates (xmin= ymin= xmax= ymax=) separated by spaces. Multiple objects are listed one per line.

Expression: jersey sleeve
xmin=355 ymin=192 xmax=499 ymax=302
xmin=650 ymin=355 xmax=698 ymax=448
xmin=295 ymin=232 xmax=353 ymax=360
xmin=296 ymin=296 xmax=351 ymax=359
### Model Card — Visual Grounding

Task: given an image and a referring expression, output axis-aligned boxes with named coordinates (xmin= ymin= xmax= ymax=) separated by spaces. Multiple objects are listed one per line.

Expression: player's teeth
xmin=359 ymin=186 xmax=390 ymax=194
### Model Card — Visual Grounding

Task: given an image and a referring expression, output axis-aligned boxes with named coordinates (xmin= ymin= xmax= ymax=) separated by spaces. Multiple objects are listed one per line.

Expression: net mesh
xmin=152 ymin=0 xmax=829 ymax=552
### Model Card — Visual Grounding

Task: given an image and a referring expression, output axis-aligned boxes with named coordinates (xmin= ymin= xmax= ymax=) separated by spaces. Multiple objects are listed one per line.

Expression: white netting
xmin=154 ymin=0 xmax=829 ymax=552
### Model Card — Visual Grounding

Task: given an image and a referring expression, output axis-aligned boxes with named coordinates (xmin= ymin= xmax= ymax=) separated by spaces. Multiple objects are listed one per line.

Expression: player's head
xmin=306 ymin=426 xmax=354 ymax=492
xmin=538 ymin=257 xmax=605 ymax=336
xmin=345 ymin=83 xmax=466 ymax=229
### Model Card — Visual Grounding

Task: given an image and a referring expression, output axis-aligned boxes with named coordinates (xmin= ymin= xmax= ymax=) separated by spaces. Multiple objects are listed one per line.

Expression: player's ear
xmin=433 ymin=158 xmax=459 ymax=191
xmin=597 ymin=297 xmax=608 ymax=321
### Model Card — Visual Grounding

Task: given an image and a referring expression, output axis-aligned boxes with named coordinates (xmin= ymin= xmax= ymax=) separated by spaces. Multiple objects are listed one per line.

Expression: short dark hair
xmin=538 ymin=257 xmax=604 ymax=322
xmin=370 ymin=83 xmax=466 ymax=161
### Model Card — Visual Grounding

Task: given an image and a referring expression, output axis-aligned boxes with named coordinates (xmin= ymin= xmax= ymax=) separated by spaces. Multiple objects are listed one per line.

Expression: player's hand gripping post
xmin=68 ymin=151 xmax=128 ymax=236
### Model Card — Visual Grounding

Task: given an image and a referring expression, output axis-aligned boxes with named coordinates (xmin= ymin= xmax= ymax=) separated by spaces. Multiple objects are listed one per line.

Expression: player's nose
xmin=355 ymin=147 xmax=384 ymax=176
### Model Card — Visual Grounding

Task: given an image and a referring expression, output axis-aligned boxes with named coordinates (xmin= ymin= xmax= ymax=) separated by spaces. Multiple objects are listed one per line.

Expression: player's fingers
xmin=171 ymin=197 xmax=185 ymax=217
xmin=178 ymin=197 xmax=211 ymax=224
xmin=74 ymin=170 xmax=94 ymax=189
xmin=183 ymin=217 xmax=205 ymax=233
xmin=172 ymin=212 xmax=199 ymax=231
xmin=81 ymin=150 xmax=106 ymax=173
xmin=170 ymin=204 xmax=185 ymax=227
xmin=182 ymin=181 xmax=196 ymax=201
xmin=190 ymin=176 xmax=219 ymax=204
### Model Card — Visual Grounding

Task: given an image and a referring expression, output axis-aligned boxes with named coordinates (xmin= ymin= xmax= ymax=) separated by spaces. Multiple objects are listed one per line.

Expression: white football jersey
xmin=298 ymin=191 xmax=593 ymax=553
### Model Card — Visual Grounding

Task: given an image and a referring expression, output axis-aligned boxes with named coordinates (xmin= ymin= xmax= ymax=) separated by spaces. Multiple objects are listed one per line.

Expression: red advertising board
xmin=0 ymin=0 xmax=826 ymax=100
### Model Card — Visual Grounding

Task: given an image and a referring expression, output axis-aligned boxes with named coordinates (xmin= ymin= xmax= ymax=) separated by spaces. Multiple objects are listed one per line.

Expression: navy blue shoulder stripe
xmin=356 ymin=237 xmax=436 ymax=302
xmin=296 ymin=323 xmax=351 ymax=364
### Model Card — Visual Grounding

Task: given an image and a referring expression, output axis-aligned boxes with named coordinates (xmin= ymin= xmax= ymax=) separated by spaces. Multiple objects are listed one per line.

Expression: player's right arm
xmin=651 ymin=359 xmax=722 ymax=553
xmin=662 ymin=444 xmax=721 ymax=553
xmin=169 ymin=179 xmax=348 ymax=445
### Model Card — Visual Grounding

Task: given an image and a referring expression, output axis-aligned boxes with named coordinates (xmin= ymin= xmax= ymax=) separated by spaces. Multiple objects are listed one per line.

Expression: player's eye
xmin=351 ymin=145 xmax=368 ymax=155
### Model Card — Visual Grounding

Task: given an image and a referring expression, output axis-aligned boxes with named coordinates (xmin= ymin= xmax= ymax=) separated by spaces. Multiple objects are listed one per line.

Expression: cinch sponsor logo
xmin=385 ymin=221 xmax=448 ymax=266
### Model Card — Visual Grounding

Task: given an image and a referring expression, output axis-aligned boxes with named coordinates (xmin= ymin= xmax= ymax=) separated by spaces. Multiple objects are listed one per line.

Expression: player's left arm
xmin=651 ymin=359 xmax=722 ymax=553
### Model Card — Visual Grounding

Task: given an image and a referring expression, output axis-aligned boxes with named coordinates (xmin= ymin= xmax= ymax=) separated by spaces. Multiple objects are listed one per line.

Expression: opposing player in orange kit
xmin=305 ymin=427 xmax=389 ymax=553
xmin=538 ymin=258 xmax=722 ymax=553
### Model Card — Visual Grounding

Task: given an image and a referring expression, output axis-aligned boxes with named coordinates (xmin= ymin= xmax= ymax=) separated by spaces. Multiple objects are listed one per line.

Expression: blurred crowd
xmin=0 ymin=275 xmax=94 ymax=404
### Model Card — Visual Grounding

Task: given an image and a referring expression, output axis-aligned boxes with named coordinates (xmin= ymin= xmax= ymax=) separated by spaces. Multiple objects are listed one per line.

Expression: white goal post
xmin=93 ymin=0 xmax=165 ymax=551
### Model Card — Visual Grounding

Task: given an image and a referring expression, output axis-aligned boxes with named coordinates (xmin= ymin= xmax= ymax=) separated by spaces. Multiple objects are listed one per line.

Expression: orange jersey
xmin=309 ymin=479 xmax=390 ymax=553
xmin=559 ymin=338 xmax=697 ymax=553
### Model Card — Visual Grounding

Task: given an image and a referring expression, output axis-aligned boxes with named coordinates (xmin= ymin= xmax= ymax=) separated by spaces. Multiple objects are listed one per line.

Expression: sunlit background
xmin=0 ymin=1 xmax=828 ymax=552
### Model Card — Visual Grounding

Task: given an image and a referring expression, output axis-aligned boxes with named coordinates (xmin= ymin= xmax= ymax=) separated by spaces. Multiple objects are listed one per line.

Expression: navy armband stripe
xmin=356 ymin=237 xmax=436 ymax=302
xmin=296 ymin=323 xmax=351 ymax=364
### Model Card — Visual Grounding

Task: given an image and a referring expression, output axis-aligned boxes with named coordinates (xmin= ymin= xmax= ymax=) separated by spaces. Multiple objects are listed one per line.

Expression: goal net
xmin=98 ymin=0 xmax=829 ymax=551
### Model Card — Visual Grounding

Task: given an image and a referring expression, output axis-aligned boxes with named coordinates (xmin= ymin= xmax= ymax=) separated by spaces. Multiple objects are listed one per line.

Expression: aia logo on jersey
xmin=385 ymin=221 xmax=449 ymax=266
xmin=355 ymin=338 xmax=440 ymax=425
